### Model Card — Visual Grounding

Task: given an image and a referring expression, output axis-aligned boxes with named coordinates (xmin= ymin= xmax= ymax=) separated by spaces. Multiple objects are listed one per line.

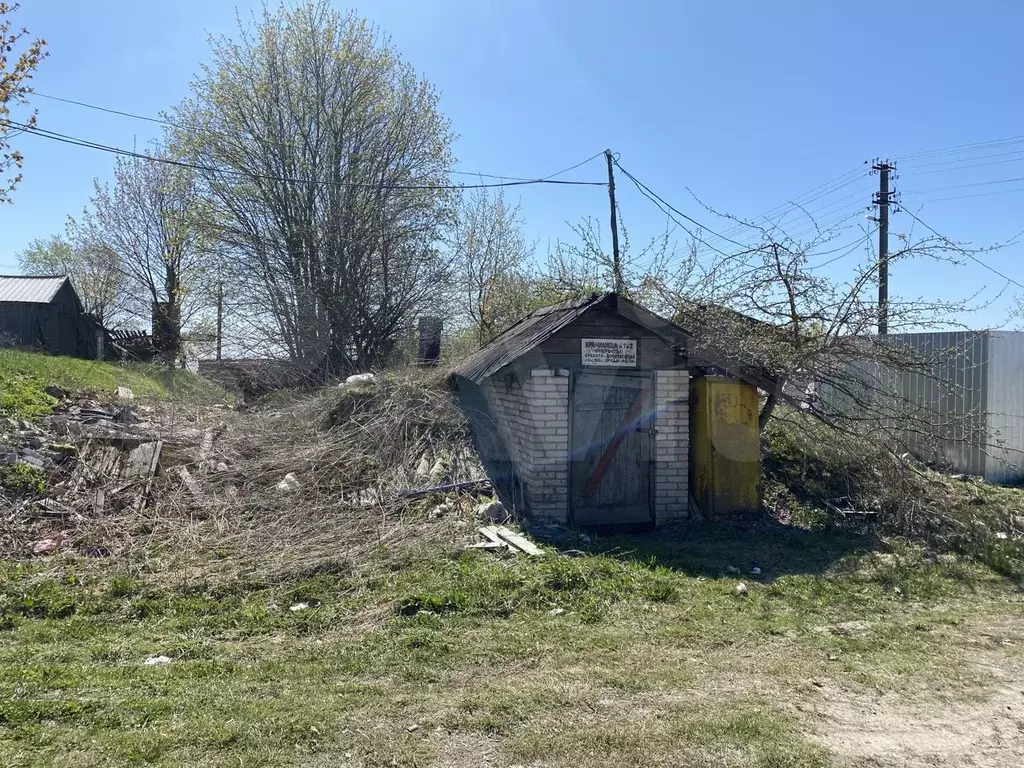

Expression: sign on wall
xmin=581 ymin=338 xmax=638 ymax=367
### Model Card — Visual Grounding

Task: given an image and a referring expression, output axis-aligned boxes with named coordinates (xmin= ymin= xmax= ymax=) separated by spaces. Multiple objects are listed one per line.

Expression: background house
xmin=0 ymin=275 xmax=105 ymax=360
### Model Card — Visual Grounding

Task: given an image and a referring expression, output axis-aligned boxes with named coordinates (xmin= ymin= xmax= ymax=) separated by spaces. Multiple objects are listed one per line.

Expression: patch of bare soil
xmin=806 ymin=650 xmax=1024 ymax=766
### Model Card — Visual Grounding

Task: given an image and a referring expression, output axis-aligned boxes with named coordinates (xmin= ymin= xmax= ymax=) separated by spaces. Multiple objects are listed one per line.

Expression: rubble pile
xmin=0 ymin=388 xmax=222 ymax=558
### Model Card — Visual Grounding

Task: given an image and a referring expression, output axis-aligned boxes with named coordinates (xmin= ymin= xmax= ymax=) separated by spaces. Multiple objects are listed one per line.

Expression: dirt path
xmin=806 ymin=622 xmax=1024 ymax=767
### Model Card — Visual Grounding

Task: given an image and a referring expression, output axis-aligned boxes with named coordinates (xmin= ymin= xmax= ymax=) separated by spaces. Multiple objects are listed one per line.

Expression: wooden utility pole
xmin=216 ymin=281 xmax=223 ymax=361
xmin=605 ymin=149 xmax=623 ymax=293
xmin=872 ymin=160 xmax=894 ymax=335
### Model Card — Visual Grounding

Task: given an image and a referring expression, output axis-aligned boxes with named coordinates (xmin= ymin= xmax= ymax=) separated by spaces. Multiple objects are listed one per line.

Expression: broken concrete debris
xmin=31 ymin=531 xmax=69 ymax=555
xmin=398 ymin=478 xmax=492 ymax=499
xmin=474 ymin=499 xmax=506 ymax=523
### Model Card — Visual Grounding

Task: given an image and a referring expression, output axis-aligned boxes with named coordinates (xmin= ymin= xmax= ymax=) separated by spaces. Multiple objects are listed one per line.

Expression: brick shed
xmin=451 ymin=292 xmax=775 ymax=530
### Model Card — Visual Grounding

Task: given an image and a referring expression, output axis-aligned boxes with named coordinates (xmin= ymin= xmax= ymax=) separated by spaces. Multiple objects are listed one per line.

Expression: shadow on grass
xmin=570 ymin=521 xmax=877 ymax=581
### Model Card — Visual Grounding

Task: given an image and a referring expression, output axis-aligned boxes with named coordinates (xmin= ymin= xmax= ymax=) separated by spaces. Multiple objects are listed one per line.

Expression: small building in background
xmin=450 ymin=293 xmax=774 ymax=530
xmin=0 ymin=275 xmax=105 ymax=360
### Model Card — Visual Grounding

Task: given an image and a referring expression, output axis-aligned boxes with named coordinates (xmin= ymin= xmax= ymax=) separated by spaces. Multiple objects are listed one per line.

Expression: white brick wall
xmin=482 ymin=368 xmax=569 ymax=522
xmin=653 ymin=369 xmax=690 ymax=523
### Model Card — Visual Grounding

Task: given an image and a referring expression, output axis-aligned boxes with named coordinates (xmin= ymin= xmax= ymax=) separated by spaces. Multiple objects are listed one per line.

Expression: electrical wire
xmin=807 ymin=231 xmax=875 ymax=270
xmin=899 ymin=147 xmax=1024 ymax=171
xmin=907 ymin=186 xmax=1024 ymax=204
xmin=32 ymin=91 xmax=606 ymax=184
xmin=612 ymin=159 xmax=754 ymax=256
xmin=900 ymin=176 xmax=1024 ymax=195
xmin=2 ymin=118 xmax=607 ymax=191
xmin=894 ymin=134 xmax=1024 ymax=162
xmin=898 ymin=207 xmax=1024 ymax=290
xmin=701 ymin=168 xmax=868 ymax=245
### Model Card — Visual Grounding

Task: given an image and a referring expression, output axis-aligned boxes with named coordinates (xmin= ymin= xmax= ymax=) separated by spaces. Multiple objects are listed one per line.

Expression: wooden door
xmin=570 ymin=372 xmax=653 ymax=526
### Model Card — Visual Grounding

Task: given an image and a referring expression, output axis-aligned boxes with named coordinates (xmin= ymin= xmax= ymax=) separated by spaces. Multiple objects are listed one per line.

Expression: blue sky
xmin=3 ymin=0 xmax=1023 ymax=328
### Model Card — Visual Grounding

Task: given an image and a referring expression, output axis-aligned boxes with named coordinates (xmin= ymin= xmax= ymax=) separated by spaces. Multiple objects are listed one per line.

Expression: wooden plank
xmin=198 ymin=428 xmax=214 ymax=462
xmin=177 ymin=466 xmax=204 ymax=503
xmin=493 ymin=525 xmax=543 ymax=556
xmin=134 ymin=439 xmax=163 ymax=513
xmin=466 ymin=541 xmax=505 ymax=551
xmin=478 ymin=526 xmax=506 ymax=545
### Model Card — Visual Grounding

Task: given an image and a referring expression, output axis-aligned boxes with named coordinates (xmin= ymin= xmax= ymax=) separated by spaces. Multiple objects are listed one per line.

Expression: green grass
xmin=1 ymin=524 xmax=1021 ymax=767
xmin=0 ymin=463 xmax=45 ymax=495
xmin=0 ymin=350 xmax=228 ymax=418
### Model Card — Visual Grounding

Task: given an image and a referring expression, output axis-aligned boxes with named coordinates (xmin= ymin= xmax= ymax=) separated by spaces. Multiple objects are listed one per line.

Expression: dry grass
xmin=3 ymin=368 xmax=488 ymax=591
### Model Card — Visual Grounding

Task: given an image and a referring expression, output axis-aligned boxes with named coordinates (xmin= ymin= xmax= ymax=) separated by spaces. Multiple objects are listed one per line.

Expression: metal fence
xmin=818 ymin=331 xmax=1024 ymax=484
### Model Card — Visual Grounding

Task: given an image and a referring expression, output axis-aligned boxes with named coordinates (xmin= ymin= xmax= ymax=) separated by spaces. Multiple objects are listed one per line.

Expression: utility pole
xmin=872 ymin=160 xmax=895 ymax=335
xmin=216 ymin=281 xmax=223 ymax=361
xmin=605 ymin=149 xmax=623 ymax=293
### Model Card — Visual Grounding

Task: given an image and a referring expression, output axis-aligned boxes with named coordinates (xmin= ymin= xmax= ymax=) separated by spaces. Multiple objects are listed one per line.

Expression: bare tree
xmin=626 ymin=202 xmax=1017 ymax=463
xmin=172 ymin=2 xmax=455 ymax=374
xmin=451 ymin=188 xmax=537 ymax=344
xmin=0 ymin=2 xmax=46 ymax=203
xmin=545 ymin=215 xmax=698 ymax=316
xmin=17 ymin=232 xmax=127 ymax=326
xmin=77 ymin=147 xmax=214 ymax=360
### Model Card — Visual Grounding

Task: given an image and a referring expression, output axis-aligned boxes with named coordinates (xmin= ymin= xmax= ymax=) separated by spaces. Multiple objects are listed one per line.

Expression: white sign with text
xmin=581 ymin=338 xmax=637 ymax=367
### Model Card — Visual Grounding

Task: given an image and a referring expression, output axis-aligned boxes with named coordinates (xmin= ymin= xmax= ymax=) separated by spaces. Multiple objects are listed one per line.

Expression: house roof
xmin=452 ymin=292 xmax=779 ymax=391
xmin=0 ymin=275 xmax=69 ymax=304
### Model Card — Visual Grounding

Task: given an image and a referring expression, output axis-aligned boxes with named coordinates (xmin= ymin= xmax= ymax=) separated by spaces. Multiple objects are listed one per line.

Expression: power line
xmin=700 ymin=168 xmax=868 ymax=245
xmin=33 ymin=91 xmax=606 ymax=184
xmin=898 ymin=207 xmax=1024 ymax=290
xmin=900 ymin=175 xmax=1024 ymax=195
xmin=894 ymin=134 xmax=1024 ymax=162
xmin=612 ymin=159 xmax=754 ymax=257
xmin=907 ymin=186 xmax=1024 ymax=204
xmin=4 ymin=118 xmax=607 ymax=191
xmin=807 ymin=231 xmax=876 ymax=270
xmin=899 ymin=147 xmax=1024 ymax=171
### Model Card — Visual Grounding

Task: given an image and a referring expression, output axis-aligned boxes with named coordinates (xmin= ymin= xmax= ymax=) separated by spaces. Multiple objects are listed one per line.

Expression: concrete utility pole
xmin=605 ymin=149 xmax=623 ymax=293
xmin=872 ymin=160 xmax=895 ymax=335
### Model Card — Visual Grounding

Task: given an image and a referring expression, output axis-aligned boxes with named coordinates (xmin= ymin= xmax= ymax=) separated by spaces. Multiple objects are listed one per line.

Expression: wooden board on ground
xmin=134 ymin=440 xmax=163 ymax=513
xmin=478 ymin=526 xmax=506 ymax=545
xmin=177 ymin=466 xmax=204 ymax=503
xmin=492 ymin=525 xmax=543 ymax=556
xmin=466 ymin=541 xmax=506 ymax=551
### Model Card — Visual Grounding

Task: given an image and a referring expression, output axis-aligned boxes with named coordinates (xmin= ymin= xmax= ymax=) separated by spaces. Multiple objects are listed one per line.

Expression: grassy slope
xmin=1 ymin=525 xmax=1022 ymax=768
xmin=0 ymin=350 xmax=227 ymax=417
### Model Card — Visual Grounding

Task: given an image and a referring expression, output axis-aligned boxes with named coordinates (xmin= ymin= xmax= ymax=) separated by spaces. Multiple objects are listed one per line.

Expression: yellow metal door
xmin=691 ymin=377 xmax=760 ymax=517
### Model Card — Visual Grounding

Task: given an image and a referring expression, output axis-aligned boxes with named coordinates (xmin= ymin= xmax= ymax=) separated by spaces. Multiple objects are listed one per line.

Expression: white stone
xmin=341 ymin=372 xmax=375 ymax=387
xmin=276 ymin=472 xmax=301 ymax=492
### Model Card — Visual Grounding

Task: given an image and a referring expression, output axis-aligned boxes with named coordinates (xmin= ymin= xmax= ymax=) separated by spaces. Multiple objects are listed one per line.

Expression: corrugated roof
xmin=452 ymin=291 xmax=779 ymax=392
xmin=0 ymin=275 xmax=68 ymax=304
xmin=452 ymin=294 xmax=605 ymax=382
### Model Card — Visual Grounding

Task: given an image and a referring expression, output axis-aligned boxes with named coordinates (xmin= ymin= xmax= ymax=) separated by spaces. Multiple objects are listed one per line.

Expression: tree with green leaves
xmin=0 ymin=2 xmax=46 ymax=203
xmin=16 ymin=233 xmax=126 ymax=326
xmin=451 ymin=188 xmax=538 ymax=345
xmin=173 ymin=2 xmax=455 ymax=373
xmin=76 ymin=146 xmax=215 ymax=360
